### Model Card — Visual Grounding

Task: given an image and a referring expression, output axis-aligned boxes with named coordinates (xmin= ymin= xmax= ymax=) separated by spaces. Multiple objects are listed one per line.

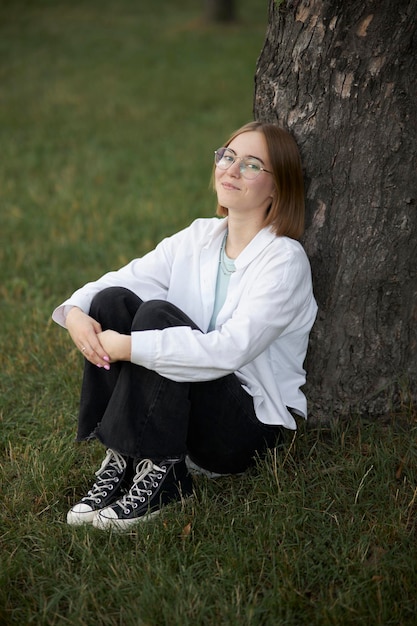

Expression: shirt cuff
xmin=130 ymin=329 xmax=160 ymax=369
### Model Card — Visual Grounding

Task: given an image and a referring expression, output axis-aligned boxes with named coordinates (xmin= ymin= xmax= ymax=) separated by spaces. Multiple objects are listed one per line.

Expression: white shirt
xmin=52 ymin=217 xmax=317 ymax=430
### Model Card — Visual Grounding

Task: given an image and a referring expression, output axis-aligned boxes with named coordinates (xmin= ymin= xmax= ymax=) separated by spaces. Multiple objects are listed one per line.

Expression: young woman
xmin=52 ymin=121 xmax=317 ymax=532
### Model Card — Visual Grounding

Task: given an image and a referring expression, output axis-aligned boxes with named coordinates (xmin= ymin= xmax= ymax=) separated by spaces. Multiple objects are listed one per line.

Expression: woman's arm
xmin=130 ymin=245 xmax=316 ymax=381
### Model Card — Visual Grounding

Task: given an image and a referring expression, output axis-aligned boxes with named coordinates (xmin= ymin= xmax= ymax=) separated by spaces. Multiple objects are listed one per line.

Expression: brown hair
xmin=215 ymin=121 xmax=305 ymax=240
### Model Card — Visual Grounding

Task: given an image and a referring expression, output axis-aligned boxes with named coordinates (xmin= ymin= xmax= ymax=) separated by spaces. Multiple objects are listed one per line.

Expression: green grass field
xmin=1 ymin=1 xmax=416 ymax=624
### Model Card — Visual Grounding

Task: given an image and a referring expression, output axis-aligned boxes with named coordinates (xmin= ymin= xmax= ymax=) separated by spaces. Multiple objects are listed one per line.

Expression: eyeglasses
xmin=214 ymin=147 xmax=273 ymax=180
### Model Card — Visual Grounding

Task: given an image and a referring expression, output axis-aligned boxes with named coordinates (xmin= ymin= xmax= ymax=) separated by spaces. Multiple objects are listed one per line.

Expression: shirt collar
xmin=235 ymin=227 xmax=276 ymax=269
xmin=204 ymin=218 xmax=277 ymax=268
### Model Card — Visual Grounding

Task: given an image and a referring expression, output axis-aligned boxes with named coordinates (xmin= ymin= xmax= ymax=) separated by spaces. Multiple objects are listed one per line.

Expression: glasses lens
xmin=215 ymin=148 xmax=225 ymax=161
xmin=214 ymin=147 xmax=234 ymax=169
xmin=214 ymin=148 xmax=264 ymax=179
xmin=241 ymin=158 xmax=263 ymax=179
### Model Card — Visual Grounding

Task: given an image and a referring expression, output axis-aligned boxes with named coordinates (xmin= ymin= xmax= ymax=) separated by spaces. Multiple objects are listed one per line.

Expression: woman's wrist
xmin=65 ymin=306 xmax=82 ymax=325
xmin=120 ymin=335 xmax=132 ymax=362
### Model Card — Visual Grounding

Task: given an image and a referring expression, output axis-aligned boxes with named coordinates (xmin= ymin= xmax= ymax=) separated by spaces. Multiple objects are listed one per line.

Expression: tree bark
xmin=254 ymin=0 xmax=417 ymax=420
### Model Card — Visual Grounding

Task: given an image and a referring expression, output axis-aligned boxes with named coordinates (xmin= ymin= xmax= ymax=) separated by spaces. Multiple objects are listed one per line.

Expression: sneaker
xmin=67 ymin=449 xmax=131 ymax=526
xmin=185 ymin=455 xmax=245 ymax=478
xmin=93 ymin=457 xmax=193 ymax=532
xmin=185 ymin=455 xmax=230 ymax=478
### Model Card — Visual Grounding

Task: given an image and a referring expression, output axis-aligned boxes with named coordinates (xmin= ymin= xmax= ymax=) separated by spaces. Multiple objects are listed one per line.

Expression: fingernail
xmin=103 ymin=356 xmax=109 ymax=362
xmin=104 ymin=364 xmax=110 ymax=371
xmin=96 ymin=364 xmax=102 ymax=368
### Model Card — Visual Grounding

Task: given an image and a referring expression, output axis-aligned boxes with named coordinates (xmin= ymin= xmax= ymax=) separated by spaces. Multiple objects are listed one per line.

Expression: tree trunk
xmin=254 ymin=0 xmax=417 ymax=420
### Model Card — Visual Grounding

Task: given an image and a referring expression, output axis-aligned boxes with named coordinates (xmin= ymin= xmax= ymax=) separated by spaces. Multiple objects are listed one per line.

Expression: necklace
xmin=219 ymin=231 xmax=236 ymax=276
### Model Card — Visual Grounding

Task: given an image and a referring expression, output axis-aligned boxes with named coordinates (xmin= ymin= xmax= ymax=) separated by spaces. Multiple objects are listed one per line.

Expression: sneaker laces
xmin=118 ymin=459 xmax=166 ymax=514
xmin=82 ymin=449 xmax=127 ymax=505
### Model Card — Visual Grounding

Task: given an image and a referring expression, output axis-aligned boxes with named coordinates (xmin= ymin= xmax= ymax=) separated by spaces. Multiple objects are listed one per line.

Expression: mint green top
xmin=208 ymin=233 xmax=235 ymax=331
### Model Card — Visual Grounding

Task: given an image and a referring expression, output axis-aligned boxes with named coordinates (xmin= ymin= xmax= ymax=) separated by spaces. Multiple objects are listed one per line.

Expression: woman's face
xmin=215 ymin=130 xmax=276 ymax=219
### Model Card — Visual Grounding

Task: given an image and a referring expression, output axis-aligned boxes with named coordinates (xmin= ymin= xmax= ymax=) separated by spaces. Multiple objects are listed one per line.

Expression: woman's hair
xmin=215 ymin=121 xmax=305 ymax=240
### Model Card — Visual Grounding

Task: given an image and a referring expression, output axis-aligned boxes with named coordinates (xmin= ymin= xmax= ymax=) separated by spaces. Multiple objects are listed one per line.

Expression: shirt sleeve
xmin=51 ymin=227 xmax=188 ymax=327
xmin=131 ymin=245 xmax=315 ymax=382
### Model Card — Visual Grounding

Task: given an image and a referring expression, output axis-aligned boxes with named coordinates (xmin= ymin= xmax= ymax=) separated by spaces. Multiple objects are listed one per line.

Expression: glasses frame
xmin=214 ymin=147 xmax=273 ymax=180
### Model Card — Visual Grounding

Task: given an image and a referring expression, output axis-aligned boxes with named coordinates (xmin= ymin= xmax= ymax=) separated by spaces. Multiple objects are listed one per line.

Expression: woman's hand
xmin=98 ymin=330 xmax=131 ymax=363
xmin=66 ymin=307 xmax=112 ymax=369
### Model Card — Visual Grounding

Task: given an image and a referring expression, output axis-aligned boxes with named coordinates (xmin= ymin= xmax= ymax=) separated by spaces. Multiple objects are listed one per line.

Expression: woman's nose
xmin=228 ymin=158 xmax=242 ymax=177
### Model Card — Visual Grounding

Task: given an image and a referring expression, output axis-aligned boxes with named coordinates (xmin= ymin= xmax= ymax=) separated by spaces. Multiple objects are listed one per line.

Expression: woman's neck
xmin=225 ymin=217 xmax=264 ymax=259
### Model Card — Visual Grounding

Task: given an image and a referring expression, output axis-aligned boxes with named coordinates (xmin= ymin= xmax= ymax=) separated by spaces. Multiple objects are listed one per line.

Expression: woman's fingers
xmin=80 ymin=336 xmax=111 ymax=369
xmin=66 ymin=309 xmax=111 ymax=368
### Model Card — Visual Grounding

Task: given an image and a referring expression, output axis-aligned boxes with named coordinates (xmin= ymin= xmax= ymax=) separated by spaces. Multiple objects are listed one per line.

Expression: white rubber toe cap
xmin=93 ymin=506 xmax=159 ymax=531
xmin=67 ymin=502 xmax=97 ymax=525
xmin=92 ymin=506 xmax=122 ymax=530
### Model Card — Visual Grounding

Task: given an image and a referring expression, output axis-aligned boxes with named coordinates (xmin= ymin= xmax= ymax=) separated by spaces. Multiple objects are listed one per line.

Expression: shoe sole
xmin=92 ymin=491 xmax=194 ymax=532
xmin=92 ymin=508 xmax=161 ymax=532
xmin=185 ymin=456 xmax=241 ymax=478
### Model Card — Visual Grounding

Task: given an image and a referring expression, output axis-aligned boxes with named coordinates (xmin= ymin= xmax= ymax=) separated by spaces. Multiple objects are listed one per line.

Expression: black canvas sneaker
xmin=67 ymin=449 xmax=131 ymax=525
xmin=93 ymin=457 xmax=193 ymax=531
xmin=185 ymin=455 xmax=231 ymax=478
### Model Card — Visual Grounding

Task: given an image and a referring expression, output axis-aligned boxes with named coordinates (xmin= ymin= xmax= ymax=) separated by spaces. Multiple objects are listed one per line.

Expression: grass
xmin=0 ymin=1 xmax=416 ymax=624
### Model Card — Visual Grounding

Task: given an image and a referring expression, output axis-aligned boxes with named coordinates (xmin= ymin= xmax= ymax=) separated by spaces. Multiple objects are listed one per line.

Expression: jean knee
xmin=90 ymin=287 xmax=131 ymax=314
xmin=132 ymin=300 xmax=173 ymax=331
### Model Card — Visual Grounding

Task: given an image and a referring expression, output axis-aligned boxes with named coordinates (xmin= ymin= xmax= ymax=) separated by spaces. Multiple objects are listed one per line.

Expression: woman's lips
xmin=221 ymin=182 xmax=240 ymax=191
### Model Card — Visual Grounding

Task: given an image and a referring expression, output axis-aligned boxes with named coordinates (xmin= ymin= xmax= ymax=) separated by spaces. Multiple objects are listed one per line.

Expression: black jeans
xmin=77 ymin=287 xmax=283 ymax=474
